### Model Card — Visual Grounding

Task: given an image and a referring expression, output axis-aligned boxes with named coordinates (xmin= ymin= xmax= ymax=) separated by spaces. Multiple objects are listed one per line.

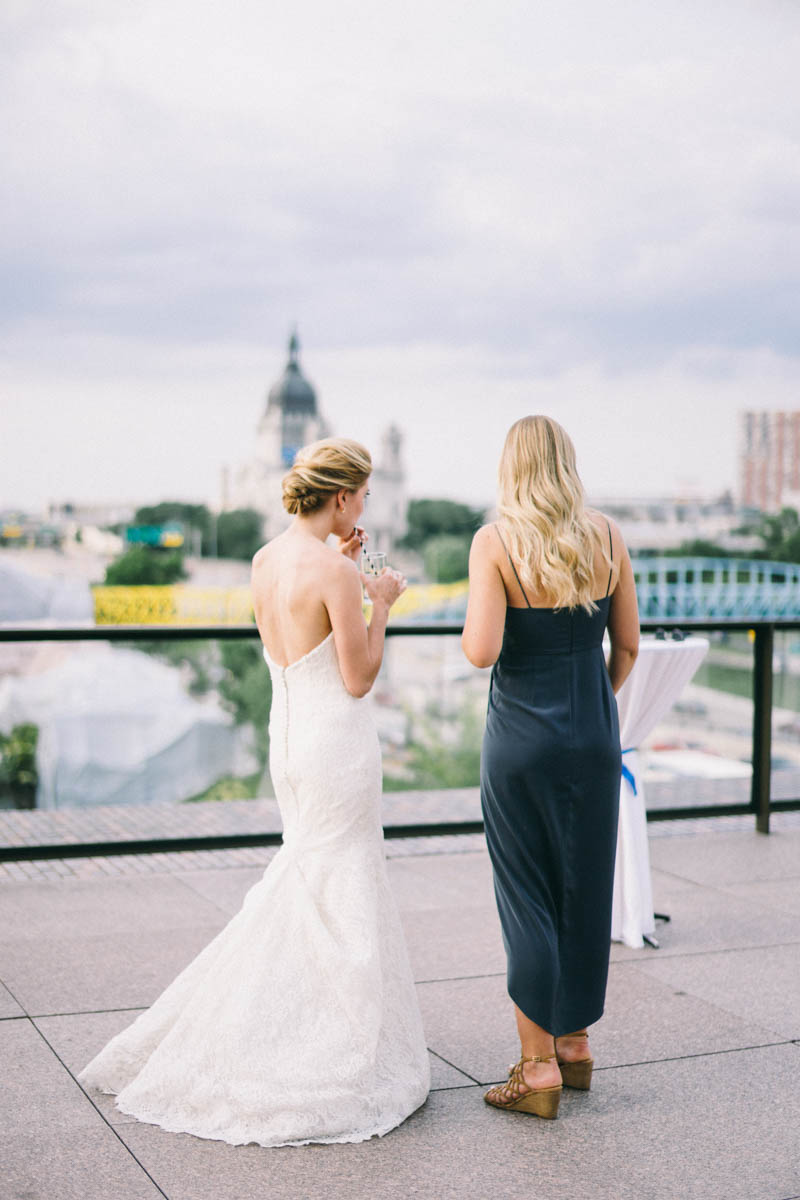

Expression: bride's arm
xmin=324 ymin=557 xmax=405 ymax=698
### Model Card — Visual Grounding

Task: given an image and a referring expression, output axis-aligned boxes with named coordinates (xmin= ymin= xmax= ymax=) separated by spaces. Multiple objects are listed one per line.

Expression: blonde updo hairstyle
xmin=497 ymin=415 xmax=610 ymax=613
xmin=282 ymin=437 xmax=372 ymax=516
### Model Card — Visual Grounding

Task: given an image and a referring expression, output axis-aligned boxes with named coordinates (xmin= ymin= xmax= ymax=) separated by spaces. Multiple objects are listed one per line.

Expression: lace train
xmin=79 ymin=634 xmax=430 ymax=1146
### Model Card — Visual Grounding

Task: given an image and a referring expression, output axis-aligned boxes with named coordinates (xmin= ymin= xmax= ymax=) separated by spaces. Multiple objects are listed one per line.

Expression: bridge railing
xmin=632 ymin=558 xmax=800 ymax=619
xmin=0 ymin=618 xmax=798 ymax=859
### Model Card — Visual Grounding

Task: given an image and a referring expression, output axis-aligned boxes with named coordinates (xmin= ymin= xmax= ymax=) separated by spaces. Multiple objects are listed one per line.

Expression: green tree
xmin=753 ymin=507 xmax=800 ymax=561
xmin=134 ymin=502 xmax=212 ymax=554
xmin=104 ymin=546 xmax=187 ymax=585
xmin=217 ymin=641 xmax=272 ymax=768
xmin=400 ymin=499 xmax=484 ymax=547
xmin=384 ymin=700 xmax=482 ymax=790
xmin=423 ymin=534 xmax=471 ymax=583
xmin=130 ymin=640 xmax=214 ymax=696
xmin=132 ymin=637 xmax=272 ymax=797
xmin=216 ymin=509 xmax=264 ymax=560
xmin=663 ymin=539 xmax=741 ymax=558
xmin=0 ymin=723 xmax=38 ymax=808
xmin=730 ymin=507 xmax=800 ymax=562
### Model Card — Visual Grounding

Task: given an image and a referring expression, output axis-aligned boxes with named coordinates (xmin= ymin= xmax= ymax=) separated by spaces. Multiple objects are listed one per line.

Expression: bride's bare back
xmin=252 ymin=532 xmax=346 ymax=669
xmin=250 ymin=481 xmax=407 ymax=698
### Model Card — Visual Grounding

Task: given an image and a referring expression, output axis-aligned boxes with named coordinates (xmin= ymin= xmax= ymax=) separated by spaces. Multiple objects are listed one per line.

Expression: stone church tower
xmin=227 ymin=332 xmax=407 ymax=552
xmin=367 ymin=423 xmax=407 ymax=556
xmin=227 ymin=331 xmax=329 ymax=541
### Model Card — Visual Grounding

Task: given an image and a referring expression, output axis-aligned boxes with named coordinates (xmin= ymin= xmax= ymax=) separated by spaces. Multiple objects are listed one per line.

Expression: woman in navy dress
xmin=462 ymin=416 xmax=639 ymax=1119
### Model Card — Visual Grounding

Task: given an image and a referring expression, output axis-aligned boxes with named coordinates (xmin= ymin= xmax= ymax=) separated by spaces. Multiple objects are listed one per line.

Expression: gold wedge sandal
xmin=483 ymin=1053 xmax=562 ymax=1119
xmin=556 ymin=1031 xmax=594 ymax=1090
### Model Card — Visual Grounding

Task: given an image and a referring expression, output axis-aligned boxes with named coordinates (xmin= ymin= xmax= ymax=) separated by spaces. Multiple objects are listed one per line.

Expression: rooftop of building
xmin=3 ymin=804 xmax=800 ymax=1200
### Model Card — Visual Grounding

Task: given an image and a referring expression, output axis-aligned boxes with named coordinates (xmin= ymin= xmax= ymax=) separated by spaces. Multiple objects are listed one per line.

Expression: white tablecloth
xmin=611 ymin=636 xmax=710 ymax=948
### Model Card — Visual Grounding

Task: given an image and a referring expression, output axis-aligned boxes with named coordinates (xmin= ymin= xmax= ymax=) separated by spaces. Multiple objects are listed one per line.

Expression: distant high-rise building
xmin=227 ymin=332 xmax=407 ymax=551
xmin=738 ymin=410 xmax=800 ymax=512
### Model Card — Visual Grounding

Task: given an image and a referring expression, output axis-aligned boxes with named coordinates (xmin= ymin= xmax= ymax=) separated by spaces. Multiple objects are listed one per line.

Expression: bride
xmin=78 ymin=437 xmax=430 ymax=1146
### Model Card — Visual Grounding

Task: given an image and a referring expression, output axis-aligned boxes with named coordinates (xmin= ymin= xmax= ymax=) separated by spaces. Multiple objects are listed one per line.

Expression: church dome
xmin=267 ymin=331 xmax=318 ymax=416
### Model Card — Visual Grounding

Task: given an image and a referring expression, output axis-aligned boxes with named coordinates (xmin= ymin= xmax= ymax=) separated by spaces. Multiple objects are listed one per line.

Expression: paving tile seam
xmin=428 ymin=1047 xmax=481 ymax=1085
xmin=430 ymin=1081 xmax=482 ymax=1093
xmin=29 ymin=1005 xmax=146 ymax=1019
xmin=170 ymin=873 xmax=244 ymax=918
xmin=611 ymin=938 xmax=800 ymax=966
xmin=714 ymin=880 xmax=800 ymax=904
xmin=29 ymin=1015 xmax=172 ymax=1199
xmin=697 ymin=875 xmax=800 ymax=906
xmin=621 ymin=956 xmax=800 ymax=1041
xmin=651 ymin=869 xmax=800 ymax=898
xmin=0 ymin=978 xmax=28 ymax=1017
xmin=477 ymin=1040 xmax=800 ymax=1089
xmin=649 ymin=864 xmax=753 ymax=888
xmin=617 ymin=958 xmax=800 ymax=1049
xmin=588 ymin=1040 xmax=798 ymax=1073
xmin=416 ymin=971 xmax=506 ymax=987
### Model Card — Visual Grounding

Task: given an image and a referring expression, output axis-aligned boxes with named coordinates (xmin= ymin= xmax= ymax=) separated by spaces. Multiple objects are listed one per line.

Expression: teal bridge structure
xmin=633 ymin=558 xmax=800 ymax=620
xmin=413 ymin=557 xmax=800 ymax=622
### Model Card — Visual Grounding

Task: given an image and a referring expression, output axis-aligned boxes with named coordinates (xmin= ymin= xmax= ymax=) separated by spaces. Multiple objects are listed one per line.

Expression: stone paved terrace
xmin=7 ymin=773 xmax=800 ymax=855
xmin=3 ymin=814 xmax=800 ymax=1200
xmin=0 ymin=790 xmax=487 ymax=852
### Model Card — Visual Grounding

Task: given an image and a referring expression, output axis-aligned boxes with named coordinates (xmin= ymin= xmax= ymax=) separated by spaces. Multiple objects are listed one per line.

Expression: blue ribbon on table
xmin=621 ymin=748 xmax=637 ymax=795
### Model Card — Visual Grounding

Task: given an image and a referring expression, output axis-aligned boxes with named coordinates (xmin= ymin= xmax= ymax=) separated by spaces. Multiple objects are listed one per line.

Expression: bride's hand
xmin=361 ymin=567 xmax=407 ymax=609
xmin=338 ymin=526 xmax=366 ymax=563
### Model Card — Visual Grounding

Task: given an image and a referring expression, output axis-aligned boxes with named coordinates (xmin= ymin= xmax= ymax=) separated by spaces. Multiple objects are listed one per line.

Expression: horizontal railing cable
xmin=0 ymin=619 xmax=798 ymax=857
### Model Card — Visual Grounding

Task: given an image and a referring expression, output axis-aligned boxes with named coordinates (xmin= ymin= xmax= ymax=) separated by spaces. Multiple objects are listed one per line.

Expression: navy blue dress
xmin=480 ymin=544 xmax=621 ymax=1037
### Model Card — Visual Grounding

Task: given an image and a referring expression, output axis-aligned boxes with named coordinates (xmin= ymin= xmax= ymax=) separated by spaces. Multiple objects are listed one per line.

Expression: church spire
xmin=265 ymin=326 xmax=318 ymax=417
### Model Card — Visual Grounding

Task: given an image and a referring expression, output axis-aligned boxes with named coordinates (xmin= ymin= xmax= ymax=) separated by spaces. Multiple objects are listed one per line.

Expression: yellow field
xmin=92 ymin=581 xmax=469 ymax=625
xmin=92 ymin=586 xmax=255 ymax=625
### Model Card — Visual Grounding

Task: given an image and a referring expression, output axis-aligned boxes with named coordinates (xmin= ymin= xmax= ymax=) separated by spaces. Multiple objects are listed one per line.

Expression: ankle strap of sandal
xmin=520 ymin=1053 xmax=556 ymax=1064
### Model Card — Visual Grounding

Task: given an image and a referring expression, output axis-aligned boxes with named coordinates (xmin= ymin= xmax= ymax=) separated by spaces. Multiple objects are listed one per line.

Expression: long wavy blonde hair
xmin=497 ymin=416 xmax=610 ymax=613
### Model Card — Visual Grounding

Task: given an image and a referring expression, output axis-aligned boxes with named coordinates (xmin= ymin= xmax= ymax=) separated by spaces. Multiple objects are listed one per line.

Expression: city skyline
xmin=3 ymin=337 xmax=795 ymax=516
xmin=3 ymin=1 xmax=800 ymax=513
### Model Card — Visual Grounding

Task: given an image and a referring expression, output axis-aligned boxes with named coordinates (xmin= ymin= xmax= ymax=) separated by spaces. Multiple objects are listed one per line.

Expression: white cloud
xmin=2 ymin=0 xmax=800 ymax=510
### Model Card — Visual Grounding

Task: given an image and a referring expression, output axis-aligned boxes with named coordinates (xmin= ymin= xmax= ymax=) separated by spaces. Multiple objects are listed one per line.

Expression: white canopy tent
xmin=0 ymin=645 xmax=255 ymax=808
xmin=0 ymin=559 xmax=94 ymax=623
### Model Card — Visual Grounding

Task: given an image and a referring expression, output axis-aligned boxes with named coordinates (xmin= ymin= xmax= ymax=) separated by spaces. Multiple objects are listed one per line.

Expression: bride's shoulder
xmin=251 ymin=542 xmax=270 ymax=570
xmin=251 ymin=536 xmax=283 ymax=578
xmin=321 ymin=544 xmax=360 ymax=581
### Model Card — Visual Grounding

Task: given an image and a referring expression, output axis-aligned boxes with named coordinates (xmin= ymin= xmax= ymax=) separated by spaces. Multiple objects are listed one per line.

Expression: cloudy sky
xmin=2 ymin=0 xmax=800 ymax=513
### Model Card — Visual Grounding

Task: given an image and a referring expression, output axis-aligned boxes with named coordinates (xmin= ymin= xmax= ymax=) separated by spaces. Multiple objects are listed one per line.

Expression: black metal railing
xmin=1 ymin=618 xmax=798 ymax=859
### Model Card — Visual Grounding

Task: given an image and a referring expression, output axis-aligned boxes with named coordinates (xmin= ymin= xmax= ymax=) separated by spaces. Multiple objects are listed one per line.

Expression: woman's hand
xmin=338 ymin=526 xmax=366 ymax=563
xmin=361 ymin=567 xmax=407 ymax=610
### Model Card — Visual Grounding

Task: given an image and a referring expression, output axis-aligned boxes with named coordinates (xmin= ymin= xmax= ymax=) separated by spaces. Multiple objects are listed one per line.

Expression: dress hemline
xmin=90 ymin=1083 xmax=429 ymax=1149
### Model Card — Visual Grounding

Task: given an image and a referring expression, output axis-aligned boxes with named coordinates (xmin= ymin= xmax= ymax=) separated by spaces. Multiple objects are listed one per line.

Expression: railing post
xmin=751 ymin=624 xmax=773 ymax=834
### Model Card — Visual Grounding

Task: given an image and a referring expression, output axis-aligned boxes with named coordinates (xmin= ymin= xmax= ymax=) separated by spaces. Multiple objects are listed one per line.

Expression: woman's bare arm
xmin=324 ymin=557 xmax=405 ymax=697
xmin=606 ymin=520 xmax=639 ymax=693
xmin=462 ymin=525 xmax=507 ymax=669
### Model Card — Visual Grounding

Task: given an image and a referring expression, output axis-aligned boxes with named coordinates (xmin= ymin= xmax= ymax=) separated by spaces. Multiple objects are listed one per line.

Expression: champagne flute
xmin=361 ymin=551 xmax=387 ymax=606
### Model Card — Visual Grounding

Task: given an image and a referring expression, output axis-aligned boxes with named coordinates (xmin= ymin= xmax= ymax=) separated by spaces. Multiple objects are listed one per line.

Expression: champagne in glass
xmin=361 ymin=551 xmax=387 ymax=606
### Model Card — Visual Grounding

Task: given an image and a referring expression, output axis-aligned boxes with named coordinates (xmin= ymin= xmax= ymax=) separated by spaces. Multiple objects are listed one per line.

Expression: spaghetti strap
xmin=605 ymin=520 xmax=613 ymax=598
xmin=494 ymin=524 xmax=532 ymax=608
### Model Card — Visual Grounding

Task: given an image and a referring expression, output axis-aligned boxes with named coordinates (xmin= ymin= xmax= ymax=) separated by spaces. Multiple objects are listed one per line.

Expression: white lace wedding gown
xmin=78 ymin=632 xmax=430 ymax=1146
